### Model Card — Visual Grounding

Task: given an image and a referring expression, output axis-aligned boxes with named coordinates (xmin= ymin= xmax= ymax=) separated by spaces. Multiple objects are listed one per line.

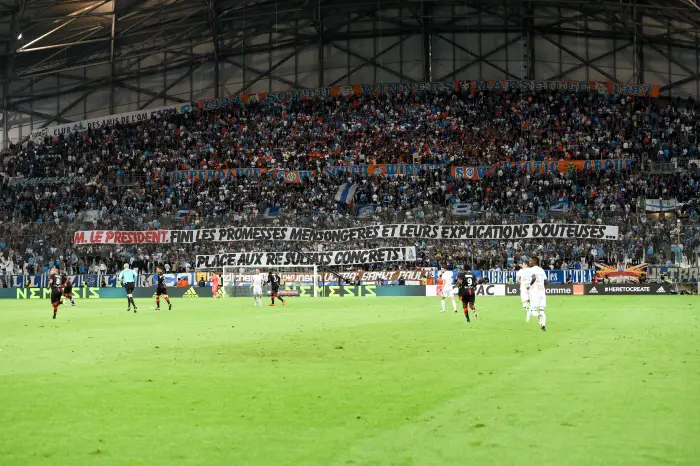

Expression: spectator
xmin=0 ymin=87 xmax=699 ymax=272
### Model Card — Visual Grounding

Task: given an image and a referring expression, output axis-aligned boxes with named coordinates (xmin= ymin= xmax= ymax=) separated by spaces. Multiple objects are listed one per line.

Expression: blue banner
xmin=263 ymin=206 xmax=281 ymax=219
xmin=355 ymin=204 xmax=378 ymax=218
xmin=480 ymin=269 xmax=595 ymax=284
xmin=550 ymin=199 xmax=570 ymax=214
xmin=335 ymin=183 xmax=358 ymax=204
xmin=451 ymin=202 xmax=472 ymax=216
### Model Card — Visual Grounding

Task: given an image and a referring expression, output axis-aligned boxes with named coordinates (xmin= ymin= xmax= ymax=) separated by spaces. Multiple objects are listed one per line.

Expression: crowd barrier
xmin=0 ymin=273 xmax=200 ymax=289
xmin=428 ymin=284 xmax=588 ymax=296
xmin=0 ymin=268 xmax=599 ymax=289
xmin=2 ymin=287 xmax=214 ymax=300
xmin=0 ymin=283 xmax=695 ymax=299
xmin=222 ymin=285 xmax=426 ymax=298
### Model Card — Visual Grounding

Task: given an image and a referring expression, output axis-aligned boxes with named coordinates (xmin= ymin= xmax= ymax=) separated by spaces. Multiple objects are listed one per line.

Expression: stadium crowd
xmin=1 ymin=86 xmax=700 ymax=278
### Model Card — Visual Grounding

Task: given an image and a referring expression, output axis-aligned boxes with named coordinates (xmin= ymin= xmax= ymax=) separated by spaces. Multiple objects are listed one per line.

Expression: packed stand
xmin=1 ymin=87 xmax=700 ymax=277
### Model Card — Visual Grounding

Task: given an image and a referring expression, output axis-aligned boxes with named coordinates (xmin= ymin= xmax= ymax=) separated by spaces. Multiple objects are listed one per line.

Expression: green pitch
xmin=1 ymin=296 xmax=699 ymax=465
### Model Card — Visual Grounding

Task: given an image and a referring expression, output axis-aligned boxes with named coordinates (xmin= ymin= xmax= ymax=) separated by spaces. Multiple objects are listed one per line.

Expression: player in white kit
xmin=515 ymin=260 xmax=532 ymax=321
xmin=439 ymin=267 xmax=458 ymax=313
xmin=527 ymin=257 xmax=548 ymax=331
xmin=252 ymin=268 xmax=265 ymax=306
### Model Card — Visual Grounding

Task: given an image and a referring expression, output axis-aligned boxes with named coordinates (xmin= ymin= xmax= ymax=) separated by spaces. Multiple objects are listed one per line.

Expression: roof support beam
xmin=659 ymin=76 xmax=698 ymax=92
xmin=19 ymin=25 xmax=107 ymax=71
xmin=222 ymin=56 xmax=301 ymax=89
xmin=138 ymin=65 xmax=197 ymax=109
xmin=545 ymin=41 xmax=633 ymax=81
xmin=234 ymin=47 xmax=301 ymax=95
xmin=595 ymin=7 xmax=700 ymax=92
xmin=539 ymin=34 xmax=618 ymax=82
xmin=328 ymin=35 xmax=412 ymax=86
xmin=18 ymin=0 xmax=110 ymax=52
xmin=473 ymin=3 xmax=621 ymax=82
xmin=10 ymin=68 xmax=191 ymax=106
xmin=435 ymin=33 xmax=523 ymax=82
xmin=6 ymin=106 xmax=72 ymax=124
xmin=43 ymin=86 xmax=99 ymax=127
xmin=117 ymin=81 xmax=189 ymax=104
xmin=435 ymin=33 xmax=521 ymax=81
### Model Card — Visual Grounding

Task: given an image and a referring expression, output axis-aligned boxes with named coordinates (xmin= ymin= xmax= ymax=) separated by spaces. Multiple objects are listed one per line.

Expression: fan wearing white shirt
xmin=252 ymin=268 xmax=265 ymax=306
xmin=515 ymin=260 xmax=532 ymax=321
xmin=527 ymin=256 xmax=548 ymax=332
xmin=439 ymin=267 xmax=458 ymax=313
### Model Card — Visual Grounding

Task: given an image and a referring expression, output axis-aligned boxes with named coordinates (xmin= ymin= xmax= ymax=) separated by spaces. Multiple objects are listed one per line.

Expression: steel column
xmin=317 ymin=6 xmax=324 ymax=87
xmin=2 ymin=82 xmax=8 ymax=149
xmin=525 ymin=1 xmax=535 ymax=80
xmin=634 ymin=3 xmax=644 ymax=83
xmin=206 ymin=0 xmax=220 ymax=97
xmin=422 ymin=1 xmax=432 ymax=82
xmin=109 ymin=0 xmax=117 ymax=113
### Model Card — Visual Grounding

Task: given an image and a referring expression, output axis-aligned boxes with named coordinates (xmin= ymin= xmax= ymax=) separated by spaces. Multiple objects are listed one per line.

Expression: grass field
xmin=1 ymin=295 xmax=699 ymax=465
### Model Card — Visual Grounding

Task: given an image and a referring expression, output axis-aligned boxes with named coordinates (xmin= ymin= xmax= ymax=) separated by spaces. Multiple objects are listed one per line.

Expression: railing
xmin=4 ymin=266 xmax=699 ymax=289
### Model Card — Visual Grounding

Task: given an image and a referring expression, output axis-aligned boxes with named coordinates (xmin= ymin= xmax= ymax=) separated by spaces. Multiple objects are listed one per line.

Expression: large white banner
xmin=195 ymin=247 xmax=417 ymax=268
xmin=75 ymin=223 xmax=619 ymax=245
xmin=30 ymin=103 xmax=192 ymax=142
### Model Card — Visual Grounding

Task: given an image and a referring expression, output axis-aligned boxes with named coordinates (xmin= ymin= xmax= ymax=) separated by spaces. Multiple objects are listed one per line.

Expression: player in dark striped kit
xmin=457 ymin=267 xmax=479 ymax=322
xmin=47 ymin=268 xmax=62 ymax=319
xmin=267 ymin=271 xmax=286 ymax=307
xmin=154 ymin=268 xmax=172 ymax=310
xmin=62 ymin=276 xmax=76 ymax=307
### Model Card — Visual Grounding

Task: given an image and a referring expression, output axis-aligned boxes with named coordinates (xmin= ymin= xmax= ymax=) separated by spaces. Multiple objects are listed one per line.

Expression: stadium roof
xmin=1 ymin=0 xmax=700 ymax=137
xmin=2 ymin=0 xmax=700 ymax=81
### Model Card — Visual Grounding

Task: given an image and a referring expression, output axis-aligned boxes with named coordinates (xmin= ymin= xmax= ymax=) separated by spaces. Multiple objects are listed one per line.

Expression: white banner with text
xmin=30 ymin=103 xmax=192 ymax=142
xmin=75 ymin=224 xmax=619 ymax=245
xmin=196 ymin=247 xmax=417 ymax=268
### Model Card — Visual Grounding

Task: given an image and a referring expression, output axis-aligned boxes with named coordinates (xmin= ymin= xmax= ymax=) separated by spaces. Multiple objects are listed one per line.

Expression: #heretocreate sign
xmin=195 ymin=247 xmax=417 ymax=268
xmin=74 ymin=223 xmax=619 ymax=245
xmin=584 ymin=284 xmax=668 ymax=295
